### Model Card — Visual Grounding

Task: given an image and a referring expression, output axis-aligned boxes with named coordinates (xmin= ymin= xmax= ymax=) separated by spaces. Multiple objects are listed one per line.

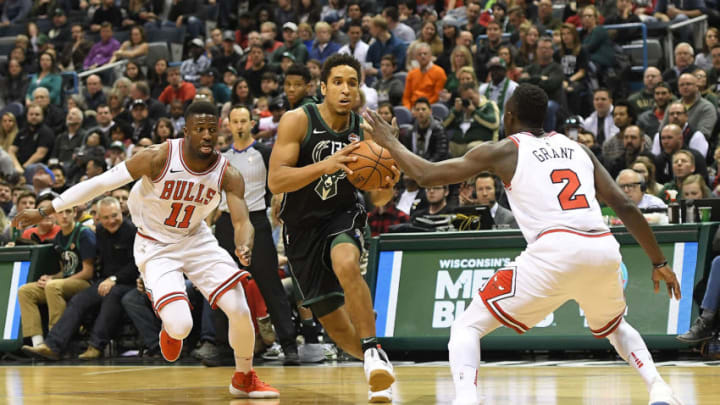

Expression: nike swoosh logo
xmin=313 ymin=129 xmax=326 ymax=134
xmin=170 ymin=169 xmax=182 ymax=173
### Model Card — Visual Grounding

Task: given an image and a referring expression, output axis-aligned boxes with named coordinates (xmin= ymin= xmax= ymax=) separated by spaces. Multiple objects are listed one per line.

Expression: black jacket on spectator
xmin=168 ymin=0 xmax=201 ymax=21
xmin=604 ymin=14 xmax=642 ymax=45
xmin=662 ymin=63 xmax=698 ymax=94
xmin=60 ymin=40 xmax=93 ymax=71
xmin=401 ymin=118 xmax=450 ymax=162
xmin=0 ymin=73 xmax=29 ymax=106
xmin=91 ymin=5 xmax=123 ymax=28
xmin=242 ymin=63 xmax=271 ymax=98
xmin=145 ymin=98 xmax=168 ymax=121
xmin=49 ymin=22 xmax=72 ymax=49
xmin=13 ymin=123 xmax=54 ymax=165
xmin=655 ymin=147 xmax=708 ymax=185
xmin=95 ymin=219 xmax=138 ymax=285
xmin=44 ymin=104 xmax=66 ymax=134
xmin=519 ymin=61 xmax=565 ymax=105
xmin=132 ymin=119 xmax=153 ymax=142
xmin=51 ymin=128 xmax=86 ymax=166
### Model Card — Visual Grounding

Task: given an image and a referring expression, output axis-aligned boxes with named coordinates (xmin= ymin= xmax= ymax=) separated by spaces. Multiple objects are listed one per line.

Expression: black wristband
xmin=653 ymin=260 xmax=668 ymax=269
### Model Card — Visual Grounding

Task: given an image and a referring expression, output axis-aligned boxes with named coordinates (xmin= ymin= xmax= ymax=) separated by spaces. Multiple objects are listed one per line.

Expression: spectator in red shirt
xmin=21 ymin=195 xmax=60 ymax=242
xmin=368 ymin=201 xmax=410 ymax=236
xmin=158 ymin=67 xmax=197 ymax=105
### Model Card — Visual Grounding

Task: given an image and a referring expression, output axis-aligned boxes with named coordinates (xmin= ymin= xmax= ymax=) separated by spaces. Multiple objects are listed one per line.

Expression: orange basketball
xmin=346 ymin=140 xmax=396 ymax=191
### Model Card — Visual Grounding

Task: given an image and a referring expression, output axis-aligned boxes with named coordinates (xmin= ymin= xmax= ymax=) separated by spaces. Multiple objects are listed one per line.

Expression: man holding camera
xmin=444 ymin=83 xmax=500 ymax=157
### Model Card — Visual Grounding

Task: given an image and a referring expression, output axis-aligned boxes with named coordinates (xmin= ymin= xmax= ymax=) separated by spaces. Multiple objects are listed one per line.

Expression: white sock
xmin=32 ymin=335 xmax=44 ymax=347
xmin=216 ymin=287 xmax=255 ymax=373
xmin=234 ymin=356 xmax=253 ymax=374
xmin=448 ymin=298 xmax=501 ymax=402
xmin=607 ymin=319 xmax=662 ymax=390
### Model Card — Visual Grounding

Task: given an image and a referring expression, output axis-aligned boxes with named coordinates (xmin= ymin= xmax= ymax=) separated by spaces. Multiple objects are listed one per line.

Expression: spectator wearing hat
xmin=51 ymin=107 xmax=85 ymax=167
xmin=107 ymin=140 xmax=126 ymax=168
xmin=129 ymin=81 xmax=166 ymax=122
xmin=338 ymin=20 xmax=369 ymax=67
xmin=479 ymin=57 xmax=518 ymax=117
xmin=180 ymin=38 xmax=211 ymax=87
xmin=308 ymin=21 xmax=341 ymax=63
xmin=402 ymin=42 xmax=447 ymax=108
xmin=30 ymin=164 xmax=55 ymax=196
xmin=270 ymin=22 xmax=310 ymax=71
xmin=83 ymin=23 xmax=121 ymax=70
xmin=158 ymin=66 xmax=197 ymax=105
xmin=48 ymin=8 xmax=71 ymax=49
xmin=200 ymin=68 xmax=230 ymax=104
xmin=90 ymin=0 xmax=123 ymax=32
xmin=129 ymin=99 xmax=152 ymax=142
xmin=223 ymin=66 xmax=238 ymax=88
xmin=254 ymin=97 xmax=285 ymax=146
xmin=366 ymin=15 xmax=408 ymax=79
xmin=212 ymin=31 xmax=243 ymax=73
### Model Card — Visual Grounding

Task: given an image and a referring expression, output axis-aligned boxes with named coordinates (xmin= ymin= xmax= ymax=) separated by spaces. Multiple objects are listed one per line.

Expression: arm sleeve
xmin=52 ymin=161 xmax=135 ymax=212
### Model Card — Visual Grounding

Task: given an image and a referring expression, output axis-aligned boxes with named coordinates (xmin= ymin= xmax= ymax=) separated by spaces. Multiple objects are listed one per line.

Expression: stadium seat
xmin=147 ymin=42 xmax=171 ymax=68
xmin=431 ymin=103 xmax=449 ymax=121
xmin=0 ymin=36 xmax=15 ymax=57
xmin=393 ymin=71 xmax=407 ymax=87
xmin=147 ymin=27 xmax=186 ymax=62
xmin=393 ymin=106 xmax=413 ymax=126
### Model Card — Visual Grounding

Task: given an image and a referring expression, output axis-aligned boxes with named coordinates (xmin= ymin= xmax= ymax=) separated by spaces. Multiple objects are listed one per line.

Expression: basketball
xmin=346 ymin=140 xmax=396 ymax=191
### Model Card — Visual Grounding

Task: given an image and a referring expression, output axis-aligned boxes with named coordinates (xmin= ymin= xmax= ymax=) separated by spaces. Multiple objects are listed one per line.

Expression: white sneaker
xmin=368 ymin=386 xmax=392 ymax=403
xmin=364 ymin=347 xmax=395 ymax=392
xmin=648 ymin=380 xmax=683 ymax=405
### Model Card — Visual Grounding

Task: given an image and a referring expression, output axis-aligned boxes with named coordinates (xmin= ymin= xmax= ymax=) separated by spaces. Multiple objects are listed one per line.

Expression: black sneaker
xmin=677 ymin=316 xmax=715 ymax=343
xmin=283 ymin=346 xmax=301 ymax=366
xmin=200 ymin=344 xmax=234 ymax=367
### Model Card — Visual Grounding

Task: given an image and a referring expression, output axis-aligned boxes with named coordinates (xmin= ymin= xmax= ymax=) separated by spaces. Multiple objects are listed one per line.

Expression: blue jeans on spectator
xmin=45 ymin=281 xmax=133 ymax=353
xmin=702 ymin=256 xmax=720 ymax=311
xmin=121 ymin=288 xmax=162 ymax=352
xmin=544 ymin=100 xmax=560 ymax=132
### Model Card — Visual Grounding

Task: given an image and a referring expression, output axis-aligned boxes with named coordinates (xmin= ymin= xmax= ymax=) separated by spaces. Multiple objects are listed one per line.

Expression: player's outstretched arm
xmin=364 ymin=109 xmax=514 ymax=187
xmin=268 ymin=109 xmax=360 ymax=194
xmin=13 ymin=144 xmax=168 ymax=229
xmin=586 ymin=145 xmax=681 ymax=300
xmin=223 ymin=165 xmax=254 ymax=266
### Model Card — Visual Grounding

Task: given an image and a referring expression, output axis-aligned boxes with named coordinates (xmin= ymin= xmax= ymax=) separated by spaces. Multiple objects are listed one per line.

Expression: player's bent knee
xmin=159 ymin=301 xmax=194 ymax=339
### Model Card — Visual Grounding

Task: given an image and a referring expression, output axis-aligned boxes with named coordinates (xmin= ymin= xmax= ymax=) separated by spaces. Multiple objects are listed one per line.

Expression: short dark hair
xmin=185 ymin=100 xmax=217 ymax=120
xmin=37 ymin=193 xmax=55 ymax=205
xmin=655 ymin=81 xmax=672 ymax=92
xmin=88 ymin=157 xmax=107 ymax=172
xmin=381 ymin=54 xmax=397 ymax=66
xmin=383 ymin=6 xmax=399 ymax=22
xmin=261 ymin=71 xmax=277 ymax=82
xmin=613 ymin=100 xmax=636 ymax=123
xmin=593 ymin=87 xmax=612 ymax=99
xmin=508 ymin=84 xmax=548 ymax=128
xmin=414 ymin=97 xmax=431 ymax=109
xmin=134 ymin=81 xmax=150 ymax=97
xmin=96 ymin=103 xmax=110 ymax=111
xmin=348 ymin=20 xmax=363 ymax=30
xmin=285 ymin=63 xmax=311 ymax=83
xmin=17 ymin=191 xmax=37 ymax=203
xmin=321 ymin=54 xmax=362 ymax=84
xmin=48 ymin=163 xmax=65 ymax=176
xmin=100 ymin=22 xmax=113 ymax=30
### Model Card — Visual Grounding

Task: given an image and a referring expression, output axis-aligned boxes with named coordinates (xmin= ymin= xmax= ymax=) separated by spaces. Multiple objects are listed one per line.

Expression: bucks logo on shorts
xmin=312 ymin=140 xmax=348 ymax=201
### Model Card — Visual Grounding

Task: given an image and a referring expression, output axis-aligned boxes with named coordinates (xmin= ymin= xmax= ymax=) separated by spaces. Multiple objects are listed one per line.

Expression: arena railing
xmin=663 ymin=15 xmax=708 ymax=69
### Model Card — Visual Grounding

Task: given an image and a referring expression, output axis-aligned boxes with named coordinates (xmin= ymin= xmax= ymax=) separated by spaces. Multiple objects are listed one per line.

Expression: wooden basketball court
xmin=1 ymin=361 xmax=718 ymax=404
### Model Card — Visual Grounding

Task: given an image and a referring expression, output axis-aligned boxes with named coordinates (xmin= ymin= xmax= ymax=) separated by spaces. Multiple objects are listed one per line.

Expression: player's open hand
xmin=653 ymin=264 xmax=681 ymax=300
xmin=323 ymin=142 xmax=360 ymax=176
xmin=12 ymin=209 xmax=43 ymax=229
xmin=236 ymin=245 xmax=252 ymax=267
xmin=363 ymin=110 xmax=399 ymax=149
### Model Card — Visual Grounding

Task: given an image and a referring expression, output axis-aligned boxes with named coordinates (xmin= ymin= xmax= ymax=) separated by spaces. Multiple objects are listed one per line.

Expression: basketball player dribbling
xmin=13 ymin=101 xmax=278 ymax=399
xmin=269 ymin=54 xmax=399 ymax=402
xmin=366 ymin=84 xmax=683 ymax=405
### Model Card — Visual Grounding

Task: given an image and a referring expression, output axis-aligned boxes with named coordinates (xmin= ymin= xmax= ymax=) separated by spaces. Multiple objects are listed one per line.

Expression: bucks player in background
xmin=269 ymin=54 xmax=399 ymax=402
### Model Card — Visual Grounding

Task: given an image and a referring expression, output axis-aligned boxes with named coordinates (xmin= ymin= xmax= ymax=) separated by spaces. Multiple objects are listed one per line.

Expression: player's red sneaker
xmin=159 ymin=328 xmax=183 ymax=362
xmin=229 ymin=370 xmax=280 ymax=398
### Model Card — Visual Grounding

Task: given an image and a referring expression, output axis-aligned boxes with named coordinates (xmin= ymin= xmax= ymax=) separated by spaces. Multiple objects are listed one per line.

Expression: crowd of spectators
xmin=2 ymin=0 xmax=720 ymax=360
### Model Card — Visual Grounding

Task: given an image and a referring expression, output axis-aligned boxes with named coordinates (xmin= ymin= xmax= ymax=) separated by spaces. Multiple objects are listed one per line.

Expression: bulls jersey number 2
xmin=550 ymin=169 xmax=590 ymax=211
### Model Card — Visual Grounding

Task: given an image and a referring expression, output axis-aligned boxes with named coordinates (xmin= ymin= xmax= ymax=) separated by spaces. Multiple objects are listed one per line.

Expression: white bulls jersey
xmin=505 ymin=132 xmax=608 ymax=244
xmin=128 ymin=138 xmax=228 ymax=244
